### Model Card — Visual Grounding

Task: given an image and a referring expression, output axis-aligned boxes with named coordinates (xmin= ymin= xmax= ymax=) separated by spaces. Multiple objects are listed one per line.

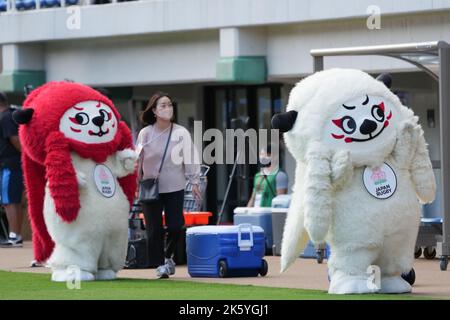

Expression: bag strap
xmin=262 ymin=172 xmax=277 ymax=197
xmin=138 ymin=123 xmax=173 ymax=181
xmin=156 ymin=123 xmax=173 ymax=178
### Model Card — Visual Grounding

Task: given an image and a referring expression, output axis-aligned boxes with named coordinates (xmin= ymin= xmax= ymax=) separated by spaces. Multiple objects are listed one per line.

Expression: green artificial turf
xmin=0 ymin=270 xmax=434 ymax=300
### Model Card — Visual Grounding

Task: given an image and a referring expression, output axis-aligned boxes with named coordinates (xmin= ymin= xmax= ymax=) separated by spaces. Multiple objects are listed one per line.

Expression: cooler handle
xmin=237 ymin=223 xmax=253 ymax=251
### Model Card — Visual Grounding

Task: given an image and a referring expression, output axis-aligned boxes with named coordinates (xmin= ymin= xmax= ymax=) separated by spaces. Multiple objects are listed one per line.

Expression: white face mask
xmin=156 ymin=108 xmax=173 ymax=121
xmin=259 ymin=156 xmax=272 ymax=167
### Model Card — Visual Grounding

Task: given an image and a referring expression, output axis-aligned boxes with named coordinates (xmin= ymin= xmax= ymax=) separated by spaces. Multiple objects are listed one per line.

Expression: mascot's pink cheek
xmin=384 ymin=120 xmax=389 ymax=127
xmin=387 ymin=111 xmax=392 ymax=120
xmin=70 ymin=127 xmax=81 ymax=133
xmin=331 ymin=133 xmax=344 ymax=140
xmin=69 ymin=117 xmax=79 ymax=125
xmin=331 ymin=133 xmax=352 ymax=143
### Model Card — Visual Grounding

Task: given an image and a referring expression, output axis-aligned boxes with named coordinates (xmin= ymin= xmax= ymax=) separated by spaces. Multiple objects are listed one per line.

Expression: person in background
xmin=247 ymin=143 xmax=288 ymax=207
xmin=0 ymin=92 xmax=24 ymax=247
xmin=137 ymin=92 xmax=201 ymax=279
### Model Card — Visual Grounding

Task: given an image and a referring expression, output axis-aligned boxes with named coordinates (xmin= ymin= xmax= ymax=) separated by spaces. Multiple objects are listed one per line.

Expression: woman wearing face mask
xmin=137 ymin=92 xmax=201 ymax=279
xmin=247 ymin=144 xmax=288 ymax=208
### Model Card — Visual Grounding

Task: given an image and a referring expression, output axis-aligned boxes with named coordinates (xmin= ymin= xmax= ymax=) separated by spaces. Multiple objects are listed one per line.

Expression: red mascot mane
xmin=18 ymin=82 xmax=137 ymax=263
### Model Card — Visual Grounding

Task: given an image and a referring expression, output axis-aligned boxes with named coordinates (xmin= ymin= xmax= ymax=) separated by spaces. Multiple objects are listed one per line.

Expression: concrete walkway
xmin=1 ymin=242 xmax=450 ymax=298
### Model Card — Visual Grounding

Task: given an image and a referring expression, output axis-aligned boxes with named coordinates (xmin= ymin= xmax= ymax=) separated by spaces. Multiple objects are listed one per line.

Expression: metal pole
xmin=438 ymin=44 xmax=450 ymax=268
xmin=313 ymin=56 xmax=324 ymax=72
xmin=216 ymin=150 xmax=240 ymax=225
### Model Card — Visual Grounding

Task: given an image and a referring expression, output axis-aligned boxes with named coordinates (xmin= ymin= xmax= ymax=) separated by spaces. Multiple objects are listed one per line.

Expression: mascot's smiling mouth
xmin=348 ymin=124 xmax=386 ymax=142
xmin=88 ymin=128 xmax=110 ymax=137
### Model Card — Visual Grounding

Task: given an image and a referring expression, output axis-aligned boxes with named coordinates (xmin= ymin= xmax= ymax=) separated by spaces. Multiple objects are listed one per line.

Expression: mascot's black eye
xmin=371 ymin=105 xmax=385 ymax=122
xmin=99 ymin=109 xmax=111 ymax=121
xmin=341 ymin=116 xmax=356 ymax=134
xmin=75 ymin=113 xmax=89 ymax=125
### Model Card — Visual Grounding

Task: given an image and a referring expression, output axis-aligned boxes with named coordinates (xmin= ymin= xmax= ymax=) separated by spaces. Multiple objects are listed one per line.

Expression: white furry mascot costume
xmin=272 ymin=69 xmax=436 ymax=294
xmin=13 ymin=81 xmax=138 ymax=282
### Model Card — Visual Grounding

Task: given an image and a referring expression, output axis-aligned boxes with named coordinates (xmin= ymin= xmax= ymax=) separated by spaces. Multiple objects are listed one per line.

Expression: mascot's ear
xmin=376 ymin=73 xmax=392 ymax=89
xmin=271 ymin=110 xmax=298 ymax=133
xmin=13 ymin=108 xmax=34 ymax=125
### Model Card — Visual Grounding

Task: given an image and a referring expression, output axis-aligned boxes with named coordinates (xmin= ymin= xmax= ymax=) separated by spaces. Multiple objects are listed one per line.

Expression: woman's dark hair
xmin=265 ymin=143 xmax=272 ymax=155
xmin=0 ymin=92 xmax=8 ymax=108
xmin=140 ymin=92 xmax=176 ymax=125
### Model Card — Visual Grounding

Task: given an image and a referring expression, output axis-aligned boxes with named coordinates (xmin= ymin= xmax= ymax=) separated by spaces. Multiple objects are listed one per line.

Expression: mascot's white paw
xmin=95 ymin=269 xmax=117 ymax=281
xmin=117 ymin=148 xmax=138 ymax=172
xmin=76 ymin=170 xmax=87 ymax=188
xmin=328 ymin=271 xmax=380 ymax=294
xmin=379 ymin=276 xmax=412 ymax=294
xmin=51 ymin=268 xmax=95 ymax=282
xmin=392 ymin=120 xmax=420 ymax=167
xmin=331 ymin=150 xmax=353 ymax=189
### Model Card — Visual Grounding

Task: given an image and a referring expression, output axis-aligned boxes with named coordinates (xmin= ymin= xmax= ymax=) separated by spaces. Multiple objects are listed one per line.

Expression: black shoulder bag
xmin=138 ymin=124 xmax=173 ymax=203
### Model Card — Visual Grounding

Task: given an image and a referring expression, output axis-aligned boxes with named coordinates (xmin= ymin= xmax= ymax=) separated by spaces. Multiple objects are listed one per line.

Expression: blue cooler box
xmin=233 ymin=207 xmax=273 ymax=253
xmin=186 ymin=224 xmax=268 ymax=278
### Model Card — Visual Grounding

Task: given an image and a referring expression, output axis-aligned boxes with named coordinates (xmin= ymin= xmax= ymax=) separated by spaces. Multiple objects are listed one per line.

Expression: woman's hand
xmin=192 ymin=184 xmax=202 ymax=201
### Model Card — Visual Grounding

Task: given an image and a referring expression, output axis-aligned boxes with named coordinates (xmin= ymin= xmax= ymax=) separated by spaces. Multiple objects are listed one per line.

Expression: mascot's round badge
xmin=94 ymin=164 xmax=116 ymax=198
xmin=363 ymin=163 xmax=397 ymax=199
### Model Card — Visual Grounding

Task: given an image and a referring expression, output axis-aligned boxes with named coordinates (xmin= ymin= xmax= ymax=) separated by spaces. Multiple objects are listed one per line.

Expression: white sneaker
xmin=165 ymin=258 xmax=176 ymax=275
xmin=30 ymin=260 xmax=44 ymax=268
xmin=0 ymin=234 xmax=23 ymax=248
xmin=156 ymin=265 xmax=170 ymax=279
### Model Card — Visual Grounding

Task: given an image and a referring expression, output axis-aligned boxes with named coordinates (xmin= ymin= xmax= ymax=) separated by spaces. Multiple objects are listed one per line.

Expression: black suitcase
xmin=125 ymin=238 xmax=150 ymax=269
xmin=125 ymin=202 xmax=150 ymax=269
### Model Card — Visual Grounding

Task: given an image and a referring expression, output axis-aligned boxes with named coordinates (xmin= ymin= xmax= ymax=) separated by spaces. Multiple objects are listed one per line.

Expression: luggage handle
xmin=237 ymin=224 xmax=253 ymax=251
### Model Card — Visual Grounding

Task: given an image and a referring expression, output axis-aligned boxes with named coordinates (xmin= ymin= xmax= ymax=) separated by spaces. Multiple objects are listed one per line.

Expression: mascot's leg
xmin=328 ymin=246 xmax=380 ymax=294
xmin=96 ymin=229 xmax=128 ymax=280
xmin=49 ymin=241 xmax=101 ymax=282
xmin=377 ymin=232 xmax=416 ymax=293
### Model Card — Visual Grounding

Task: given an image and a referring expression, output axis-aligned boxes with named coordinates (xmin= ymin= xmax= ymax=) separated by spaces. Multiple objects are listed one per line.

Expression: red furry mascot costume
xmin=13 ymin=81 xmax=137 ymax=281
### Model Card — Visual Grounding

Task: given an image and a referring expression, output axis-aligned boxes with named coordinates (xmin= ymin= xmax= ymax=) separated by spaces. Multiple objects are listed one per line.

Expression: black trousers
xmin=142 ymin=189 xmax=185 ymax=267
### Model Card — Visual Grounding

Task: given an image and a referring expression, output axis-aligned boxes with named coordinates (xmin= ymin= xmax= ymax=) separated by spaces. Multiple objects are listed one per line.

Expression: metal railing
xmin=1 ymin=0 xmax=136 ymax=13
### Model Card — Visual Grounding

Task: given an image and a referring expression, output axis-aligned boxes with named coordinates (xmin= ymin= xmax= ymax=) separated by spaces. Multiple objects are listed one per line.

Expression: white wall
xmin=44 ymin=31 xmax=219 ymax=86
xmin=267 ymin=12 xmax=450 ymax=77
xmin=2 ymin=0 xmax=450 ymax=44
xmin=40 ymin=11 xmax=450 ymax=86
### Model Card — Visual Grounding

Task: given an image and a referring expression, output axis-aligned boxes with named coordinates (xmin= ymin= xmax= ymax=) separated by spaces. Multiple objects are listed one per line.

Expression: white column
xmin=2 ymin=44 xmax=45 ymax=72
xmin=219 ymin=27 xmax=267 ymax=58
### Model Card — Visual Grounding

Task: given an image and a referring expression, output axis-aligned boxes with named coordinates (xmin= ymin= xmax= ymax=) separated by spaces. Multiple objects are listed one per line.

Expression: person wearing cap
xmin=0 ymin=92 xmax=24 ymax=248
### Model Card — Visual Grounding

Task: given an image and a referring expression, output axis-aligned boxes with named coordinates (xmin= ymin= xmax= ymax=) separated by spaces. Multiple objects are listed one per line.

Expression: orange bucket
xmin=161 ymin=211 xmax=213 ymax=226
xmin=190 ymin=211 xmax=213 ymax=225
xmin=183 ymin=212 xmax=196 ymax=226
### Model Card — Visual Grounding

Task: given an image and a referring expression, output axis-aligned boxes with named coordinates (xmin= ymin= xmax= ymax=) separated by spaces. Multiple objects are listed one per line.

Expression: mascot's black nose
xmin=92 ymin=115 xmax=105 ymax=127
xmin=271 ymin=110 xmax=298 ymax=133
xmin=360 ymin=119 xmax=377 ymax=135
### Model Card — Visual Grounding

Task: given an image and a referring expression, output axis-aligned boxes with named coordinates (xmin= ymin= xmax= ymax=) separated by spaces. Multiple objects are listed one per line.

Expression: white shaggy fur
xmin=44 ymin=149 xmax=137 ymax=282
xmin=280 ymin=69 xmax=436 ymax=294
